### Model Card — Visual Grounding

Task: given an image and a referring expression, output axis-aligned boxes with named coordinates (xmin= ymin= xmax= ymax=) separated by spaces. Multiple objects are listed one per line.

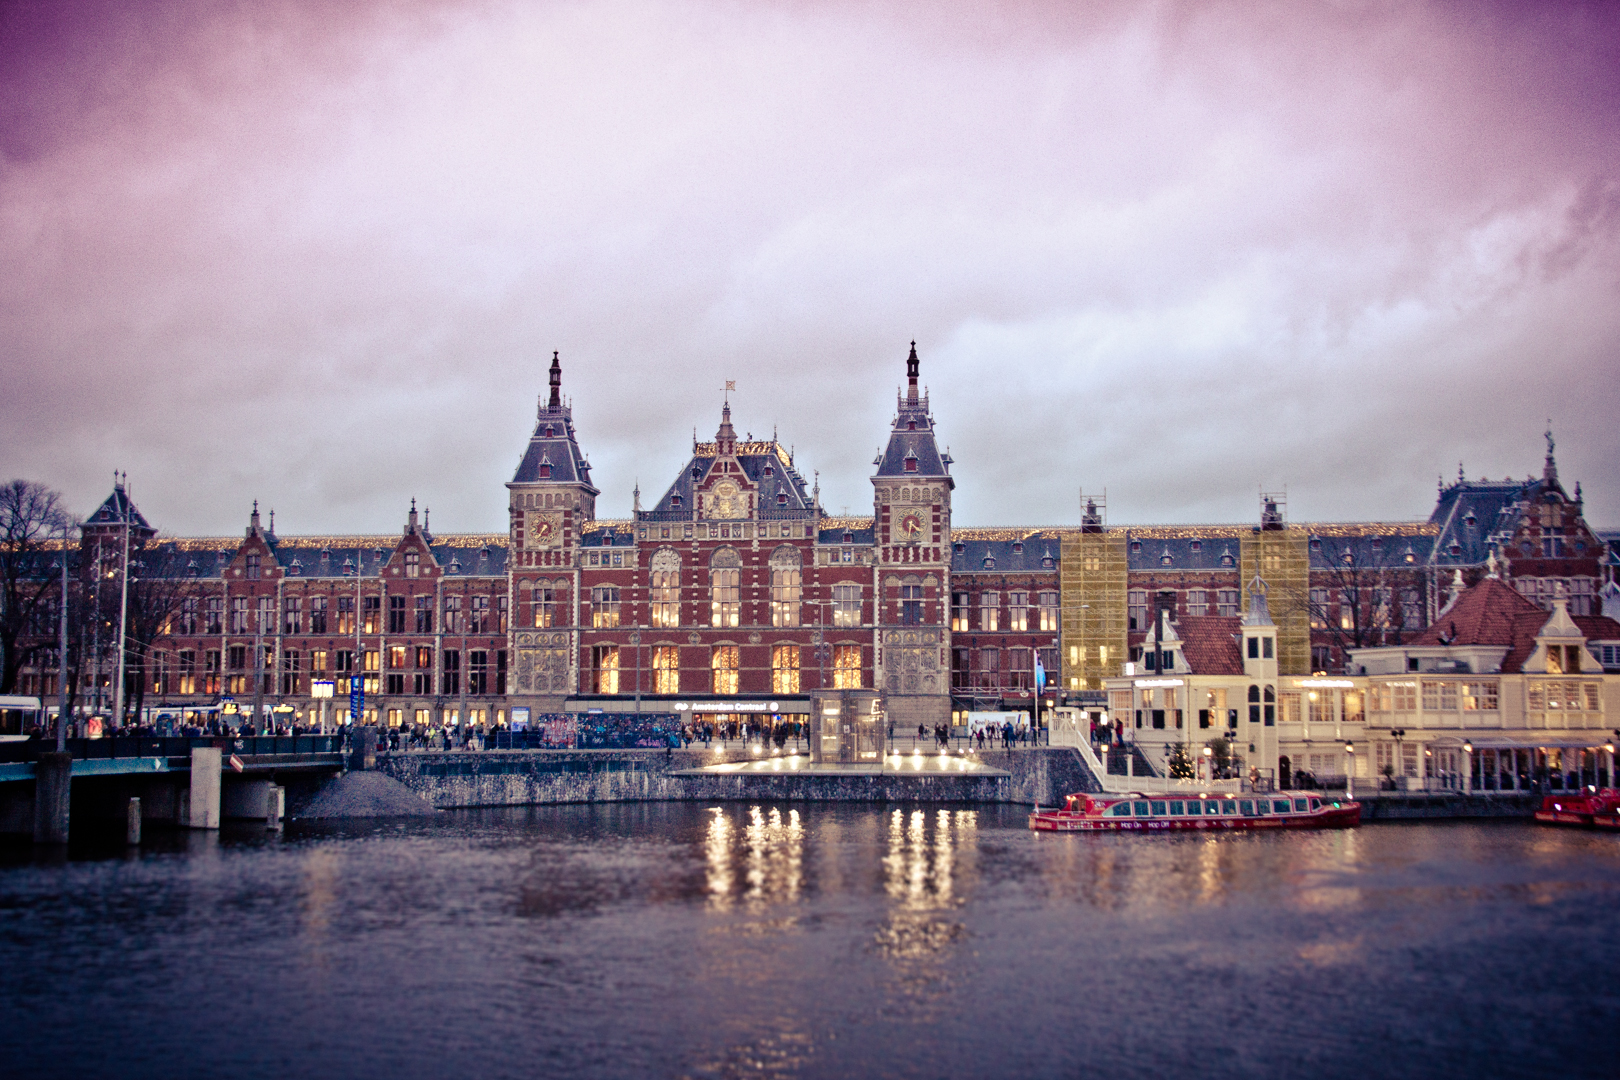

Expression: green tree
xmin=1167 ymin=742 xmax=1195 ymax=780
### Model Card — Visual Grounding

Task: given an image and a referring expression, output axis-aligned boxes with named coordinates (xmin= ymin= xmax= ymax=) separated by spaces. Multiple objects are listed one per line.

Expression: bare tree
xmin=0 ymin=480 xmax=73 ymax=694
xmin=1300 ymin=536 xmax=1429 ymax=667
xmin=120 ymin=545 xmax=200 ymax=725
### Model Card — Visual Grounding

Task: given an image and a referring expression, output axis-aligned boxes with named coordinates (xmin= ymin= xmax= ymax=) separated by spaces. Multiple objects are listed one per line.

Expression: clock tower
xmin=871 ymin=342 xmax=954 ymax=730
xmin=507 ymin=352 xmax=598 ymax=705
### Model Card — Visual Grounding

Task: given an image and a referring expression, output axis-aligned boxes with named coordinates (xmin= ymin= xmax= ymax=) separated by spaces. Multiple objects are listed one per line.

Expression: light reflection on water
xmin=3 ymin=805 xmax=1620 ymax=1080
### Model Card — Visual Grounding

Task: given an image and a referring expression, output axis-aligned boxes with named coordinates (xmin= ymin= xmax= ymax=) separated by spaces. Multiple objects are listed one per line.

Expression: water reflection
xmin=706 ymin=805 xmax=805 ymax=912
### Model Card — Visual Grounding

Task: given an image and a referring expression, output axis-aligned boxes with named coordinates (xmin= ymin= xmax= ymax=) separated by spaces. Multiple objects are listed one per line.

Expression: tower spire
xmin=548 ymin=350 xmax=562 ymax=409
xmin=906 ymin=341 xmax=919 ymax=404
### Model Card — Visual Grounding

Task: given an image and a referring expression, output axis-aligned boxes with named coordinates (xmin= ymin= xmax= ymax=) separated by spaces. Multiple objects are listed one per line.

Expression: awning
xmin=1427 ymin=734 xmax=1614 ymax=750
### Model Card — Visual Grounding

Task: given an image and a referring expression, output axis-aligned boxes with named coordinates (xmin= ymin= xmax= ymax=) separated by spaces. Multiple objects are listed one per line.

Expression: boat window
xmin=1239 ymin=800 xmax=1254 ymax=816
xmin=1150 ymin=801 xmax=1167 ymax=816
xmin=1185 ymin=800 xmax=1201 ymax=816
xmin=1134 ymin=801 xmax=1151 ymax=816
xmin=1221 ymin=801 xmax=1237 ymax=815
xmin=1310 ymin=799 xmax=1322 ymax=811
xmin=1206 ymin=801 xmax=1220 ymax=815
xmin=1168 ymin=801 xmax=1184 ymax=816
xmin=1294 ymin=799 xmax=1309 ymax=812
xmin=1273 ymin=800 xmax=1291 ymax=814
xmin=1107 ymin=803 xmax=1132 ymax=817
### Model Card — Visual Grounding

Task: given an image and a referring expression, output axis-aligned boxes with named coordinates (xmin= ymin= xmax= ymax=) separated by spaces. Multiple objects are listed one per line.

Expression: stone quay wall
xmin=372 ymin=747 xmax=1105 ymax=809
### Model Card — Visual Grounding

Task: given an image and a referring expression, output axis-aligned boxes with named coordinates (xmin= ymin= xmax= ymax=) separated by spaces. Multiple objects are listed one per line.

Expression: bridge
xmin=1 ymin=735 xmax=346 ymax=841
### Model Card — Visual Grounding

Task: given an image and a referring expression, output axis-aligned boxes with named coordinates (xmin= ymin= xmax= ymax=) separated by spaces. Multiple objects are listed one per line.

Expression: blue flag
xmin=1034 ymin=658 xmax=1046 ymax=693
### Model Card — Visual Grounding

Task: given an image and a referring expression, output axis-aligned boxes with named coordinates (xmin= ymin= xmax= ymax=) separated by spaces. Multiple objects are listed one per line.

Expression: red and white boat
xmin=1029 ymin=791 xmax=1362 ymax=832
xmin=1534 ymin=789 xmax=1620 ymax=830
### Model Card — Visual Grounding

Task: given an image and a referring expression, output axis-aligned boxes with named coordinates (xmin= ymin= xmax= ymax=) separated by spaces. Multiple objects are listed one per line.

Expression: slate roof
xmin=819 ymin=522 xmax=875 ymax=545
xmin=950 ymin=536 xmax=1060 ymax=574
xmin=581 ymin=522 xmax=636 ymax=548
xmin=85 ymin=484 xmax=154 ymax=535
xmin=133 ymin=535 xmax=509 ymax=579
xmin=510 ymin=387 xmax=597 ymax=493
xmin=873 ymin=344 xmax=954 ymax=485
xmin=644 ymin=419 xmax=814 ymax=519
xmin=1175 ymin=616 xmax=1245 ymax=675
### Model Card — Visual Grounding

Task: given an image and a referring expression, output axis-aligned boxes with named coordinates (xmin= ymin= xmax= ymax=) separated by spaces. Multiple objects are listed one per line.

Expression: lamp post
xmin=56 ymin=518 xmax=71 ymax=752
xmin=1462 ymin=740 xmax=1473 ymax=795
xmin=1391 ymin=728 xmax=1406 ymax=790
xmin=1345 ymin=741 xmax=1355 ymax=796
xmin=1203 ymin=744 xmax=1213 ymax=785
xmin=311 ymin=679 xmax=334 ymax=734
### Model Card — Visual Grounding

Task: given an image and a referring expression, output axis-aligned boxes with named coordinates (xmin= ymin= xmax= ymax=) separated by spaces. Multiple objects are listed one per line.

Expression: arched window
xmin=710 ymin=548 xmax=741 ymax=628
xmin=1263 ymin=684 xmax=1276 ymax=726
xmin=769 ymin=546 xmax=802 ymax=627
xmin=650 ymin=549 xmax=681 ymax=628
xmin=1248 ymin=684 xmax=1261 ymax=726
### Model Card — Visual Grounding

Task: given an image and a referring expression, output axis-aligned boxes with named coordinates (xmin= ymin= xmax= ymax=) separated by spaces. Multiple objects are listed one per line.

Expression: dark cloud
xmin=2 ymin=0 xmax=1617 ymax=536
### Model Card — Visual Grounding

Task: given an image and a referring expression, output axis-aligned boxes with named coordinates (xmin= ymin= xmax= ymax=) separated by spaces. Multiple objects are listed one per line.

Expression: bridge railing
xmin=0 ymin=734 xmax=343 ymax=764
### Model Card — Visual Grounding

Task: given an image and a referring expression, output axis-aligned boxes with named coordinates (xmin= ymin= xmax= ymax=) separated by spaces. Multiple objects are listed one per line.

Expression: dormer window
xmin=1464 ymin=512 xmax=1476 ymax=527
xmin=1310 ymin=537 xmax=1321 ymax=551
xmin=1013 ymin=542 xmax=1024 ymax=554
xmin=764 ymin=464 xmax=773 ymax=477
xmin=1160 ymin=549 xmax=1173 ymax=566
xmin=544 ymin=426 xmax=554 ymax=437
xmin=1342 ymin=552 xmax=1354 ymax=566
xmin=1405 ymin=547 xmax=1416 ymax=564
xmin=982 ymin=556 xmax=996 ymax=570
xmin=287 ymin=560 xmax=302 ymax=577
xmin=245 ymin=554 xmax=260 ymax=580
xmin=843 ymin=532 xmax=854 ymax=544
xmin=405 ymin=552 xmax=420 ymax=579
xmin=343 ymin=558 xmax=355 ymax=576
xmin=777 ymin=492 xmax=787 ymax=506
xmin=907 ymin=420 xmax=916 ymax=430
xmin=904 ymin=454 xmax=917 ymax=473
xmin=1370 ymin=536 xmax=1382 ymax=549
xmin=693 ymin=465 xmax=703 ymax=479
xmin=1190 ymin=540 xmax=1202 ymax=553
xmin=1221 ymin=551 xmax=1235 ymax=567
xmin=954 ymin=543 xmax=965 ymax=554
xmin=1042 ymin=555 xmax=1054 ymax=569
xmin=1130 ymin=541 xmax=1142 ymax=553
xmin=1449 ymin=543 xmax=1462 ymax=557
xmin=539 ymin=463 xmax=552 ymax=479
xmin=671 ymin=494 xmax=682 ymax=508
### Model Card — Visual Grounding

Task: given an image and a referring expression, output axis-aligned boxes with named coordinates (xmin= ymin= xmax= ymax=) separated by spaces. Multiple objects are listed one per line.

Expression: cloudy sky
xmin=3 ymin=0 xmax=1617 ymax=536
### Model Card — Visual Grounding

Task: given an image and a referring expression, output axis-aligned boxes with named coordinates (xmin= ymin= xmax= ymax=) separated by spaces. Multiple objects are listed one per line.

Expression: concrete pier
xmin=187 ymin=747 xmax=221 ymax=829
xmin=127 ymin=797 xmax=142 ymax=844
xmin=32 ymin=752 xmax=72 ymax=844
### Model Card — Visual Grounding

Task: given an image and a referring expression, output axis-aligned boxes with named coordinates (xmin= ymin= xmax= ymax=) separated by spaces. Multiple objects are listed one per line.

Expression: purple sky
xmin=3 ymin=0 xmax=1618 ymax=536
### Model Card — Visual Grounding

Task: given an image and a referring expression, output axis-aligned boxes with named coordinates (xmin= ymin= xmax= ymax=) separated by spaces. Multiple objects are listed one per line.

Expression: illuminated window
xmin=770 ymin=547 xmax=802 ymax=627
xmin=772 ymin=645 xmax=800 ymax=694
xmin=653 ymin=646 xmax=679 ymax=694
xmin=979 ymin=592 xmax=999 ymax=632
xmin=531 ymin=583 xmax=554 ymax=628
xmin=404 ymin=552 xmax=420 ymax=578
xmin=1007 ymin=591 xmax=1028 ymax=632
xmin=712 ymin=645 xmax=739 ymax=694
xmin=832 ymin=645 xmax=862 ymax=689
xmin=951 ymin=591 xmax=969 ymax=631
xmin=592 ymin=646 xmax=619 ymax=694
xmin=833 ymin=583 xmax=862 ymax=627
xmin=591 ymin=587 xmax=620 ymax=628
xmin=651 ymin=550 xmax=680 ymax=627
xmin=710 ymin=550 xmax=741 ymax=627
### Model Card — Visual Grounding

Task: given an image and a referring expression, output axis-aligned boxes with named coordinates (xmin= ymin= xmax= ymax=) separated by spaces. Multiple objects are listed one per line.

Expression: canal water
xmin=3 ymin=805 xmax=1618 ymax=1079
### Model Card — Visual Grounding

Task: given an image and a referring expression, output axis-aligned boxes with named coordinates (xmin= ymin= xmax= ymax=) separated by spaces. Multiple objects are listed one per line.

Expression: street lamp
xmin=1203 ymin=744 xmax=1213 ymax=784
xmin=1462 ymin=740 xmax=1473 ymax=794
xmin=1344 ymin=741 xmax=1354 ymax=794
xmin=1390 ymin=728 xmax=1406 ymax=790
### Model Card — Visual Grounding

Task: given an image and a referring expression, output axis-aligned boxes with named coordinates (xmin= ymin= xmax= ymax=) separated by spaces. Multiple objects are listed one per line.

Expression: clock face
xmin=526 ymin=511 xmax=562 ymax=549
xmin=900 ymin=512 xmax=924 ymax=536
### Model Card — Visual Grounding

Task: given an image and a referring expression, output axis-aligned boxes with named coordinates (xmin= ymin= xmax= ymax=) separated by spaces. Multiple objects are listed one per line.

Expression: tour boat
xmin=1028 ymin=791 xmax=1362 ymax=832
xmin=1533 ymin=789 xmax=1620 ymax=830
